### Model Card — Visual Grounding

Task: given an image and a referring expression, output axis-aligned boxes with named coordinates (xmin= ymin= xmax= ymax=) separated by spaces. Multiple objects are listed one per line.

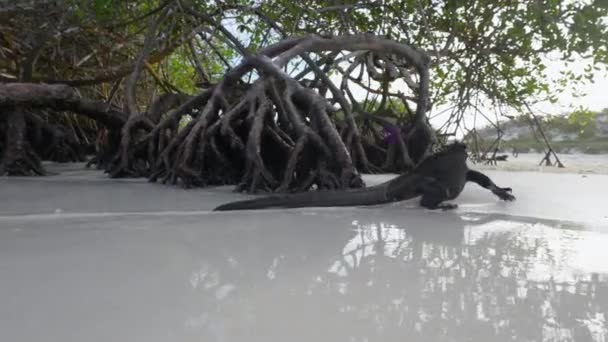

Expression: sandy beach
xmin=1 ymin=158 xmax=607 ymax=341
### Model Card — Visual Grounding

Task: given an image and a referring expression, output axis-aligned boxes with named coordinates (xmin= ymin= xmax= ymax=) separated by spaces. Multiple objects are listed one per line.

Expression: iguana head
xmin=444 ymin=141 xmax=467 ymax=152
xmin=450 ymin=141 xmax=467 ymax=149
xmin=425 ymin=141 xmax=467 ymax=161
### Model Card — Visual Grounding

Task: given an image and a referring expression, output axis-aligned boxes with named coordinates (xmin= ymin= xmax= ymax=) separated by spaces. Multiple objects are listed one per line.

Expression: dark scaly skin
xmin=213 ymin=142 xmax=515 ymax=211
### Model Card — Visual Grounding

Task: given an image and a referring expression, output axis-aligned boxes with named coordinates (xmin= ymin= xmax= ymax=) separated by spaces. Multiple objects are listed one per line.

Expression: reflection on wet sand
xmin=1 ymin=210 xmax=606 ymax=342
xmin=187 ymin=212 xmax=608 ymax=342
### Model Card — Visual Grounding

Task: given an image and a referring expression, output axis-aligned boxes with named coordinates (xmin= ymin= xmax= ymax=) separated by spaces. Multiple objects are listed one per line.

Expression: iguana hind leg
xmin=418 ymin=182 xmax=458 ymax=210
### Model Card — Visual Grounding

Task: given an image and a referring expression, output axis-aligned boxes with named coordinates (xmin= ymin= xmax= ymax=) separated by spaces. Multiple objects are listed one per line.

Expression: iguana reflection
xmin=186 ymin=212 xmax=608 ymax=342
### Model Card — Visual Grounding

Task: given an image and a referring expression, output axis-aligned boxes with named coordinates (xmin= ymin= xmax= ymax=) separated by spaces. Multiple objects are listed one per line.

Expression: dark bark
xmin=1 ymin=34 xmax=435 ymax=196
xmin=67 ymin=101 xmax=127 ymax=129
xmin=0 ymin=83 xmax=78 ymax=106
xmin=0 ymin=106 xmax=44 ymax=176
xmin=0 ymin=83 xmax=128 ymax=129
xmin=0 ymin=83 xmax=130 ymax=174
xmin=139 ymin=34 xmax=432 ymax=192
xmin=25 ymin=112 xmax=88 ymax=163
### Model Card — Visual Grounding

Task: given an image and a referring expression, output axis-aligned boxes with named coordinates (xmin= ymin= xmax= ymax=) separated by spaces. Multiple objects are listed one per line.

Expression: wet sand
xmin=1 ymin=161 xmax=607 ymax=341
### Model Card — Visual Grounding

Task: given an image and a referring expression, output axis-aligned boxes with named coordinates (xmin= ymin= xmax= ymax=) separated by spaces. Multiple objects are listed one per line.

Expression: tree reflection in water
xmin=186 ymin=212 xmax=608 ymax=342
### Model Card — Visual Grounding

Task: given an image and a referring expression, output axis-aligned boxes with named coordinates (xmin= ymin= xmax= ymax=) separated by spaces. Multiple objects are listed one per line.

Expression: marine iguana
xmin=213 ymin=142 xmax=515 ymax=211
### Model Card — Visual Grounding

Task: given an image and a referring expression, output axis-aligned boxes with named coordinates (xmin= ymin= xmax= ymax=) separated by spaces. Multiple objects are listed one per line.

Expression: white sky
xmin=347 ymin=56 xmax=607 ymax=132
xmin=428 ymin=56 xmax=608 ymax=132
xmin=533 ymin=57 xmax=608 ymax=114
xmin=325 ymin=52 xmax=607 ymax=134
xmin=228 ymin=20 xmax=607 ymax=131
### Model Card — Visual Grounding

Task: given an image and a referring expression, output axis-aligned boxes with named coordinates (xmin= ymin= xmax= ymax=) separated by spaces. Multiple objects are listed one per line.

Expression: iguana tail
xmin=213 ymin=173 xmax=426 ymax=211
xmin=213 ymin=185 xmax=390 ymax=211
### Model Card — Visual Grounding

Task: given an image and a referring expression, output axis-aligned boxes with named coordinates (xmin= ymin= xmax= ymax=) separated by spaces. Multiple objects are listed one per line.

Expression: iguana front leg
xmin=466 ymin=170 xmax=515 ymax=201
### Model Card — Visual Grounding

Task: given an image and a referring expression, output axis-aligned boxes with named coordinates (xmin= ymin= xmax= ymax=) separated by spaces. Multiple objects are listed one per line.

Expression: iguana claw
xmin=493 ymin=187 xmax=515 ymax=201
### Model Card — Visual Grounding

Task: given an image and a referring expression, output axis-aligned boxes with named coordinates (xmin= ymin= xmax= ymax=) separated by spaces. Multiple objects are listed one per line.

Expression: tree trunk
xmin=0 ymin=106 xmax=44 ymax=175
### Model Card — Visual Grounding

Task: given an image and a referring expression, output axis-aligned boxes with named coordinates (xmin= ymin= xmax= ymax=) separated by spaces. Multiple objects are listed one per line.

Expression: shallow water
xmin=1 ymin=210 xmax=606 ymax=342
xmin=1 ymin=163 xmax=607 ymax=341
